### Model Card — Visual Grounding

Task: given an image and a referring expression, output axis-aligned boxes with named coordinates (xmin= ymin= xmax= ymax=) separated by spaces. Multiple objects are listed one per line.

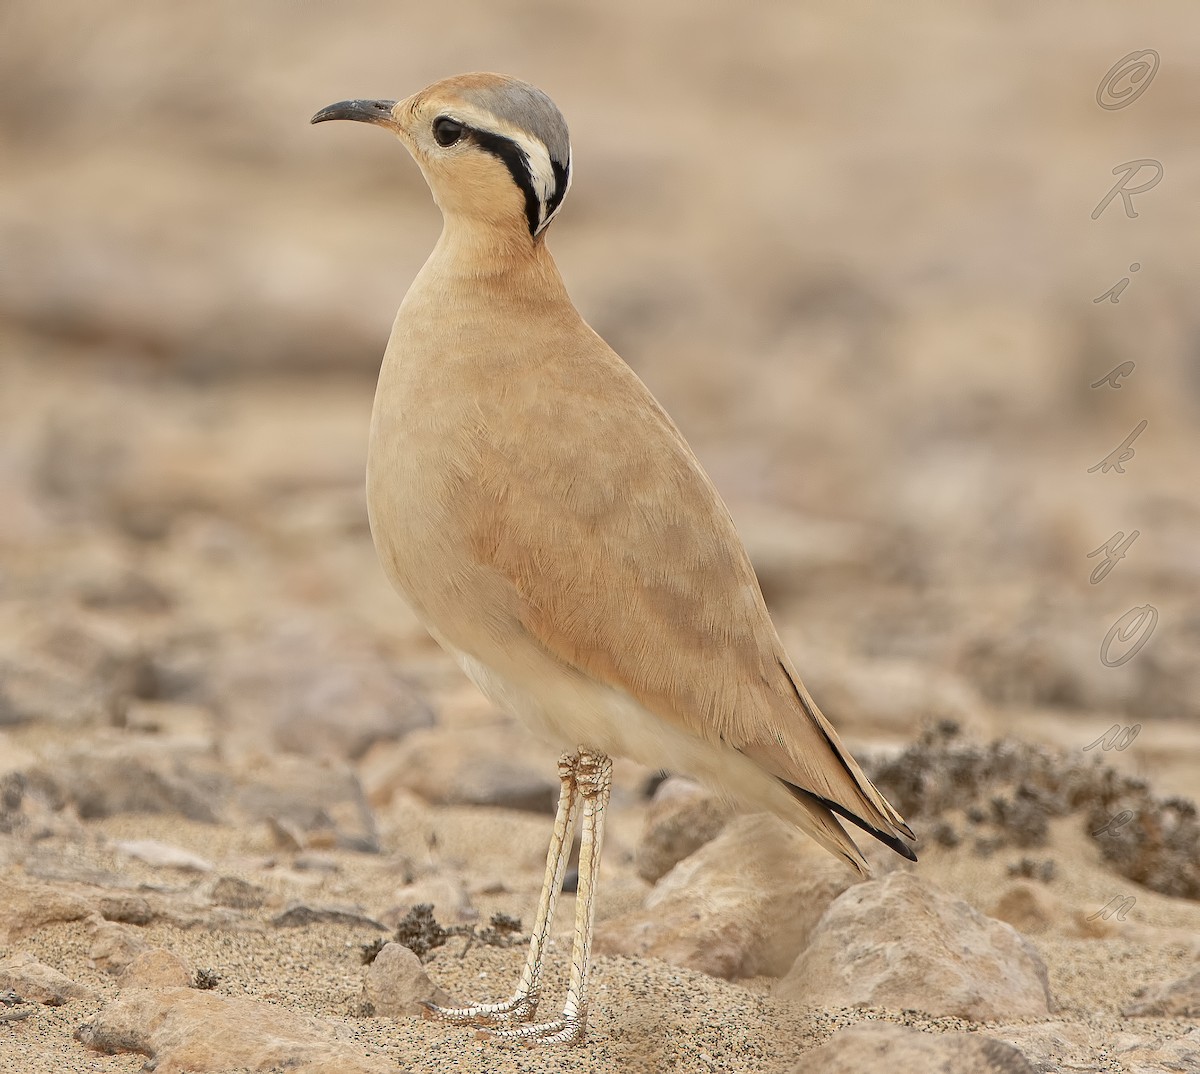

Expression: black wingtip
xmin=792 ymin=785 xmax=918 ymax=863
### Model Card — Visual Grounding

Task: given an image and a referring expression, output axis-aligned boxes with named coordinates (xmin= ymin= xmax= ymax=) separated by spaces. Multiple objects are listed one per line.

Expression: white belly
xmin=431 ymin=626 xmax=800 ymax=820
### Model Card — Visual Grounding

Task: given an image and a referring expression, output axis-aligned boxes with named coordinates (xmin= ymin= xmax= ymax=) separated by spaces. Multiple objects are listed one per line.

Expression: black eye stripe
xmin=470 ymin=129 xmax=542 ymax=237
xmin=542 ymin=158 xmax=570 ymax=228
xmin=435 ymin=123 xmax=568 ymax=238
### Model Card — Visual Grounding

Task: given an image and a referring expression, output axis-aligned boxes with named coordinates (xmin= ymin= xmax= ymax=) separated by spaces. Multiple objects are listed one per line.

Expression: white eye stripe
xmin=521 ymin=137 xmax=557 ymax=219
xmin=472 ymin=110 xmax=570 ymax=232
xmin=537 ymin=149 xmax=572 ymax=234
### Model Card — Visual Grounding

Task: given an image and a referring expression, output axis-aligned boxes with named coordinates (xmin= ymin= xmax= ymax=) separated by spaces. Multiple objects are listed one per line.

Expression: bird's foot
xmin=475 ymin=1011 xmax=586 ymax=1046
xmin=421 ymin=993 xmax=538 ymax=1026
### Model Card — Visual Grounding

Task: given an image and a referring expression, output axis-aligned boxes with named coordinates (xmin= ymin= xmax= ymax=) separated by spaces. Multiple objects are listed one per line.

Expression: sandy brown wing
xmin=470 ymin=341 xmax=913 ymax=853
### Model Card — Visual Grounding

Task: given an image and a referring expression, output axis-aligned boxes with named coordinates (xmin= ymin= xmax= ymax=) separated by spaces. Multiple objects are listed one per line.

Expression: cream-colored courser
xmin=313 ymin=73 xmax=916 ymax=1045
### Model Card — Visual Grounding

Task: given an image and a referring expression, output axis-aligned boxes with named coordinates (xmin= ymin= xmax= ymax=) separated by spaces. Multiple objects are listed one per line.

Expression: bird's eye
xmin=433 ymin=116 xmax=464 ymax=147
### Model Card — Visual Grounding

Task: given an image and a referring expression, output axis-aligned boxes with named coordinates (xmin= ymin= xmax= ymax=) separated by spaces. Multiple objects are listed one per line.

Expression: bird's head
xmin=312 ymin=73 xmax=572 ymax=242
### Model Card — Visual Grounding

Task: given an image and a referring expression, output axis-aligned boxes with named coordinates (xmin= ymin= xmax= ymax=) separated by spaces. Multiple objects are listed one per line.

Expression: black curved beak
xmin=310 ymin=99 xmax=399 ymax=127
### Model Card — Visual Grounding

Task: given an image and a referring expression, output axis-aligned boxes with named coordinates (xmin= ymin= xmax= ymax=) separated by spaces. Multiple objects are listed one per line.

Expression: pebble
xmin=360 ymin=942 xmax=456 ymax=1017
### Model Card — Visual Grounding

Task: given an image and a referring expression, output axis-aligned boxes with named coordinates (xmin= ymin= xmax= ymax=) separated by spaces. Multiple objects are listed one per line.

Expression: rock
xmin=634 ymin=777 xmax=733 ymax=883
xmin=118 ymin=949 xmax=194 ymax=990
xmin=89 ymin=921 xmax=150 ymax=975
xmin=116 ymin=838 xmax=214 ymax=872
xmin=98 ymin=894 xmax=156 ymax=926
xmin=271 ymin=903 xmax=386 ymax=931
xmin=37 ymin=738 xmax=227 ymax=822
xmin=0 ymin=655 xmax=114 ymax=728
xmin=1116 ymin=1026 xmax=1200 ymax=1074
xmin=75 ymin=564 xmax=173 ymax=612
xmin=234 ymin=755 xmax=379 ymax=853
xmin=18 ymin=842 xmax=123 ymax=887
xmin=776 ymin=872 xmax=1052 ymax=1020
xmin=990 ymin=1020 xmax=1109 ymax=1072
xmin=0 ymin=877 xmax=91 ymax=942
xmin=0 ymin=765 xmax=64 ymax=838
xmin=75 ymin=986 xmax=394 ymax=1073
xmin=0 ymin=617 xmax=146 ymax=728
xmin=997 ymin=1019 xmax=1200 ymax=1074
xmin=990 ymin=880 xmax=1060 ymax=936
xmin=596 ymin=814 xmax=857 ymax=979
xmin=1122 ymin=968 xmax=1200 ymax=1018
xmin=213 ymin=618 xmax=433 ymax=762
xmin=0 ymin=952 xmax=94 ymax=1005
xmin=362 ymin=725 xmax=558 ymax=814
xmin=795 ymin=1022 xmax=1036 ymax=1073
xmin=207 ymin=876 xmax=266 ymax=910
xmin=359 ymin=942 xmax=455 ymax=1017
xmin=293 ymin=853 xmax=340 ymax=873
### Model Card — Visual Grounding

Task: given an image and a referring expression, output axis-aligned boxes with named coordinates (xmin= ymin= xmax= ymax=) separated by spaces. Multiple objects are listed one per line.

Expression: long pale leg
xmin=424 ymin=752 xmax=580 ymax=1024
xmin=484 ymin=750 xmax=612 ymax=1045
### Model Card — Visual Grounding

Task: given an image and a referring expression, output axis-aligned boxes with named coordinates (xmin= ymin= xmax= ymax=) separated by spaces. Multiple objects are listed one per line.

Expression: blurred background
xmin=1 ymin=1 xmax=1198 ymax=797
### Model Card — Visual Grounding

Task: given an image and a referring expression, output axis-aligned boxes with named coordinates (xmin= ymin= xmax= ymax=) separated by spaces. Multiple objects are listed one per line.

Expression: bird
xmin=312 ymin=72 xmax=916 ymax=1046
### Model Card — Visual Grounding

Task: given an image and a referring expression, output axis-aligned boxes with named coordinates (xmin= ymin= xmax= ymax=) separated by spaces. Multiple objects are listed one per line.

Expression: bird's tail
xmin=739 ymin=654 xmax=917 ymax=872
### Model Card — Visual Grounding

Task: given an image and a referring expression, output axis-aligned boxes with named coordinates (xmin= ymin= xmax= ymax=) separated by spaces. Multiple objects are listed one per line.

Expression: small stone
xmin=795 ymin=1022 xmax=1036 ymax=1073
xmin=776 ymin=871 xmax=1052 ymax=1020
xmin=89 ymin=921 xmax=150 ymax=976
xmin=0 ymin=952 xmax=94 ymax=1006
xmin=361 ymin=725 xmax=558 ymax=814
xmin=634 ymin=777 xmax=733 ymax=883
xmin=293 ymin=853 xmax=340 ymax=872
xmin=39 ymin=740 xmax=227 ymax=822
xmin=359 ymin=942 xmax=455 ymax=1017
xmin=271 ymin=903 xmax=386 ymax=931
xmin=116 ymin=838 xmax=214 ymax=872
xmin=118 ymin=949 xmax=193 ymax=990
xmin=0 ymin=618 xmax=144 ymax=729
xmin=99 ymin=894 xmax=156 ymax=926
xmin=235 ymin=756 xmax=379 ymax=853
xmin=381 ymin=877 xmax=471 ymax=928
xmin=208 ymin=876 xmax=266 ymax=910
xmin=212 ymin=618 xmax=434 ymax=762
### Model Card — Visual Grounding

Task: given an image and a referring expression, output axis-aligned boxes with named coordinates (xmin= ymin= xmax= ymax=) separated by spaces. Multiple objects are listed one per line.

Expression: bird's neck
xmin=427 ymin=215 xmax=566 ymax=291
xmin=388 ymin=216 xmax=580 ymax=369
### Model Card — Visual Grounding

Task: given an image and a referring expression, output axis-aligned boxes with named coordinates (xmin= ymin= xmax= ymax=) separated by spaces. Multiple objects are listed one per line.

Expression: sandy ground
xmin=0 ymin=347 xmax=1196 ymax=1073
